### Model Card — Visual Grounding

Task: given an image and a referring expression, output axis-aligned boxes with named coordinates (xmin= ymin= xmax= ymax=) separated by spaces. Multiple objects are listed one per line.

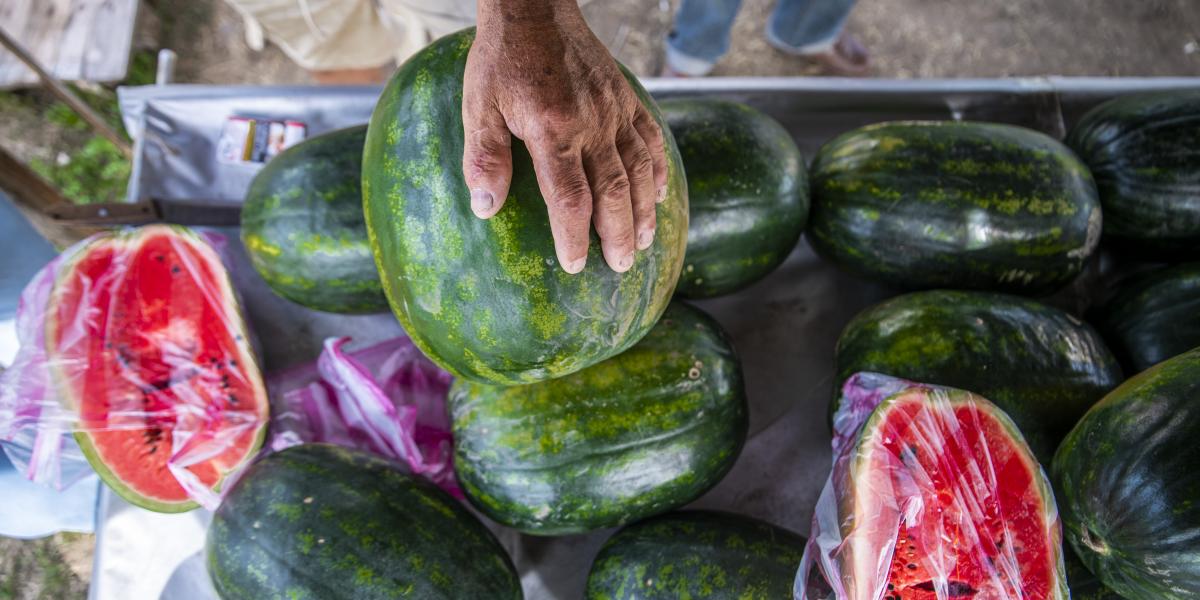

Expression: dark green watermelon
xmin=206 ymin=444 xmax=522 ymax=599
xmin=585 ymin=510 xmax=805 ymax=599
xmin=363 ymin=29 xmax=687 ymax=385
xmin=1066 ymin=90 xmax=1200 ymax=260
xmin=1092 ymin=262 xmax=1200 ymax=374
xmin=450 ymin=302 xmax=745 ymax=535
xmin=808 ymin=121 xmax=1101 ymax=294
xmin=833 ymin=290 xmax=1122 ymax=462
xmin=659 ymin=99 xmax=808 ymax=298
xmin=1066 ymin=548 xmax=1124 ymax=600
xmin=1053 ymin=346 xmax=1200 ymax=600
xmin=241 ymin=125 xmax=387 ymax=314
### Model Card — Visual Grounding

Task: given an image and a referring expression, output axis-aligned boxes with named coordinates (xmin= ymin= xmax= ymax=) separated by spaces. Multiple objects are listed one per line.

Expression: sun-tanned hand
xmin=462 ymin=0 xmax=669 ymax=274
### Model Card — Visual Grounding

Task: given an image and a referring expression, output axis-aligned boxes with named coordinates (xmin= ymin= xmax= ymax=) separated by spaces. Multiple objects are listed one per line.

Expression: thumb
xmin=462 ymin=101 xmax=513 ymax=219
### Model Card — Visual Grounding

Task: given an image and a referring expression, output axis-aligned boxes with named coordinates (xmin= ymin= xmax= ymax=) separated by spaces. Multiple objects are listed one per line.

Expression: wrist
xmin=477 ymin=0 xmax=582 ymax=32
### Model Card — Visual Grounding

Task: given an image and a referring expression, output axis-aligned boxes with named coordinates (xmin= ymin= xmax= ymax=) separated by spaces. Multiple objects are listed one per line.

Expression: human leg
xmin=664 ymin=0 xmax=744 ymax=76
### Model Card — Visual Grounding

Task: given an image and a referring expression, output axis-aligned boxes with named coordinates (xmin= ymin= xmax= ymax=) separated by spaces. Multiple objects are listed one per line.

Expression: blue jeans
xmin=667 ymin=0 xmax=858 ymax=75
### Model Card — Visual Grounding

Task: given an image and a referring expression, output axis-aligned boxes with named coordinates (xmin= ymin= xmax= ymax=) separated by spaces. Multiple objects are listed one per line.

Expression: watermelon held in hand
xmin=799 ymin=372 xmax=1068 ymax=600
xmin=660 ymin=98 xmax=809 ymax=298
xmin=1053 ymin=346 xmax=1200 ymax=600
xmin=207 ymin=444 xmax=522 ymax=600
xmin=45 ymin=225 xmax=269 ymax=513
xmin=241 ymin=124 xmax=388 ymax=314
xmin=363 ymin=28 xmax=688 ymax=386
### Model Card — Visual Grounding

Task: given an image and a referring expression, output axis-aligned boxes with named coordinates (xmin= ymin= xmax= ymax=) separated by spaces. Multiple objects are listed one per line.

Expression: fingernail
xmin=566 ymin=256 xmax=587 ymax=274
xmin=656 ymin=185 xmax=668 ymax=203
xmin=616 ymin=251 xmax=634 ymax=272
xmin=637 ymin=229 xmax=655 ymax=250
xmin=471 ymin=188 xmax=494 ymax=216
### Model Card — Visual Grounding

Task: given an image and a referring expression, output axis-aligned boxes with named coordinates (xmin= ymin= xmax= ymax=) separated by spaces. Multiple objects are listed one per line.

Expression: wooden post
xmin=0 ymin=25 xmax=134 ymax=159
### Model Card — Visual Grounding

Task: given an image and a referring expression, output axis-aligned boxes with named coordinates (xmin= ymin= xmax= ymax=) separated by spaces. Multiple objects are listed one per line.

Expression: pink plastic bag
xmin=0 ymin=226 xmax=268 ymax=511
xmin=266 ymin=336 xmax=459 ymax=497
xmin=796 ymin=372 xmax=1068 ymax=600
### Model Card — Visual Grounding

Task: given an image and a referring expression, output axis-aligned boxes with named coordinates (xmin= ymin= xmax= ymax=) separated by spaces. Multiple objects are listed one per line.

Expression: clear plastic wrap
xmin=0 ymin=246 xmax=90 ymax=490
xmin=796 ymin=372 xmax=1068 ymax=600
xmin=266 ymin=336 xmax=459 ymax=497
xmin=0 ymin=226 xmax=269 ymax=511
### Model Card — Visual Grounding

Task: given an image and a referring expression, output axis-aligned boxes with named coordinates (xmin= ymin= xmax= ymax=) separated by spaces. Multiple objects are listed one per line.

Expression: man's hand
xmin=463 ymin=0 xmax=669 ymax=274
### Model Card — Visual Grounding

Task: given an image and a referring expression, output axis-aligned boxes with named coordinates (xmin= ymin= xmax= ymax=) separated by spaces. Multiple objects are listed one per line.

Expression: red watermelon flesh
xmin=810 ymin=374 xmax=1067 ymax=600
xmin=45 ymin=225 xmax=268 ymax=512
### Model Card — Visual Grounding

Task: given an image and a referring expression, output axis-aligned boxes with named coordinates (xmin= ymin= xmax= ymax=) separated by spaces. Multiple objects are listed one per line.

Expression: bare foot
xmin=310 ymin=66 xmax=390 ymax=85
xmin=809 ymin=33 xmax=871 ymax=76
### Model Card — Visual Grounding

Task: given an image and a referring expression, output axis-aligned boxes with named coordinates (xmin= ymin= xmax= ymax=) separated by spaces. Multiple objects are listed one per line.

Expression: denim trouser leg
xmin=766 ymin=0 xmax=859 ymax=54
xmin=665 ymin=0 xmax=743 ymax=75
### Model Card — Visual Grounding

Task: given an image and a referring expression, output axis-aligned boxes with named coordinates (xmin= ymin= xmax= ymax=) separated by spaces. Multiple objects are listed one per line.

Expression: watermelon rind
xmin=207 ymin=444 xmax=523 ymax=599
xmin=808 ymin=120 xmax=1101 ymax=294
xmin=1053 ymin=346 xmax=1200 ymax=600
xmin=46 ymin=225 xmax=269 ymax=513
xmin=842 ymin=378 xmax=1068 ymax=600
xmin=450 ymin=302 xmax=746 ymax=535
xmin=660 ymin=98 xmax=809 ymax=299
xmin=241 ymin=125 xmax=389 ymax=314
xmin=585 ymin=509 xmax=806 ymax=599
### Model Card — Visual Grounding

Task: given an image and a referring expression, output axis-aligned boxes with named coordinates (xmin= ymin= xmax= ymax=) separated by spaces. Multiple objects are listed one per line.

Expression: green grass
xmin=1 ymin=49 xmax=156 ymax=206
xmin=0 ymin=534 xmax=89 ymax=600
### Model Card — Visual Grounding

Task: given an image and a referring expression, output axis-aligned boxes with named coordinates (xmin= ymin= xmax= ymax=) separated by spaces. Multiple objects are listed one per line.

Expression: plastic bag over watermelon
xmin=796 ymin=372 xmax=1068 ymax=600
xmin=0 ymin=225 xmax=269 ymax=513
xmin=266 ymin=335 xmax=460 ymax=497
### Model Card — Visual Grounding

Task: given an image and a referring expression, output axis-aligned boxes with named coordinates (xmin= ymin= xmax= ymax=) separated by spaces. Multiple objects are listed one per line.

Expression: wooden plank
xmin=44 ymin=201 xmax=157 ymax=224
xmin=25 ymin=0 xmax=74 ymax=84
xmin=0 ymin=143 xmax=71 ymax=211
xmin=0 ymin=0 xmax=135 ymax=88
xmin=55 ymin=0 xmax=103 ymax=81
xmin=0 ymin=1 xmax=34 ymax=87
xmin=82 ymin=0 xmax=136 ymax=82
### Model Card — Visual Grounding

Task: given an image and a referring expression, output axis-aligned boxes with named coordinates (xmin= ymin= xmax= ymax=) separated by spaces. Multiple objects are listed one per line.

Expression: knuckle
xmin=551 ymin=178 xmax=592 ymax=211
xmin=637 ymin=116 xmax=665 ymax=147
xmin=529 ymin=108 xmax=580 ymax=138
xmin=634 ymin=192 xmax=657 ymax=218
xmin=626 ymin=151 xmax=655 ymax=181
xmin=601 ymin=225 xmax=635 ymax=247
xmin=466 ymin=154 xmax=501 ymax=179
xmin=637 ymin=208 xmax=657 ymax=229
xmin=595 ymin=171 xmax=631 ymax=199
xmin=465 ymin=135 xmax=508 ymax=163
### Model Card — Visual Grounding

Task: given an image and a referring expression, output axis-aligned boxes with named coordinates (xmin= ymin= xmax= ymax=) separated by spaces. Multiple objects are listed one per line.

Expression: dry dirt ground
xmin=163 ymin=0 xmax=1200 ymax=83
xmin=0 ymin=0 xmax=1197 ymax=597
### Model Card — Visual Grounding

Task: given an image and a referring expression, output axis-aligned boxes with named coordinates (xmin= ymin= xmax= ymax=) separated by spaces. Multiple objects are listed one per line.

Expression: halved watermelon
xmin=800 ymin=373 xmax=1067 ymax=600
xmin=44 ymin=225 xmax=269 ymax=512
